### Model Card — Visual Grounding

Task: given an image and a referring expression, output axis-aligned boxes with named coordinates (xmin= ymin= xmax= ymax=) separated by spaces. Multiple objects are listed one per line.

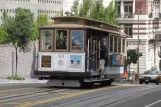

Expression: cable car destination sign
xmin=41 ymin=56 xmax=51 ymax=68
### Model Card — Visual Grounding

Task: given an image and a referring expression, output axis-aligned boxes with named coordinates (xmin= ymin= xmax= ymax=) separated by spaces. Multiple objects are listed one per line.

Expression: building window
xmin=124 ymin=24 xmax=133 ymax=38
xmin=124 ymin=1 xmax=133 ymax=18
xmin=116 ymin=2 xmax=121 ymax=18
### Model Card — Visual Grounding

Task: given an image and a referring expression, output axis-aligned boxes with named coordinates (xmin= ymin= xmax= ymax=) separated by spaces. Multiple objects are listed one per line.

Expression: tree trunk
xmin=15 ymin=47 xmax=18 ymax=76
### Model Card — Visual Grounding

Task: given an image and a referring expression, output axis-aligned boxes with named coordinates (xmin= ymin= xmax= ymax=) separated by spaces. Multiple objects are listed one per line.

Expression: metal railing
xmin=118 ymin=12 xmax=134 ymax=18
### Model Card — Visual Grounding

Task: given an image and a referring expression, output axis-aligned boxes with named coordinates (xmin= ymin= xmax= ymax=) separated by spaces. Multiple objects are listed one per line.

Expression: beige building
xmin=0 ymin=0 xmax=63 ymax=24
xmin=116 ymin=0 xmax=161 ymax=74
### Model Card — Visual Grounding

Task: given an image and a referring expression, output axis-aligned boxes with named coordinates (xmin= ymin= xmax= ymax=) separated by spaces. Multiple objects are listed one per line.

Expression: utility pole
xmin=137 ymin=4 xmax=149 ymax=80
xmin=137 ymin=9 xmax=140 ymax=81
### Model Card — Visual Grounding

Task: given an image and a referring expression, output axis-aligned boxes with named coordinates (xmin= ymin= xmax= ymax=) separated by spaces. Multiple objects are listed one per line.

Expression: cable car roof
xmin=39 ymin=16 xmax=127 ymax=37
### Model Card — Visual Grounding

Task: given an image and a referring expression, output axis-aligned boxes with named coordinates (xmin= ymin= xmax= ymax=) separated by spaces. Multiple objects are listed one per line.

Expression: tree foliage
xmin=31 ymin=22 xmax=39 ymax=41
xmin=89 ymin=0 xmax=104 ymax=20
xmin=104 ymin=1 xmax=118 ymax=25
xmin=3 ymin=8 xmax=35 ymax=76
xmin=127 ymin=49 xmax=142 ymax=65
xmin=79 ymin=0 xmax=92 ymax=17
xmin=0 ymin=26 xmax=8 ymax=44
xmin=32 ymin=14 xmax=50 ymax=40
xmin=0 ymin=9 xmax=51 ymax=76
xmin=71 ymin=0 xmax=79 ymax=16
xmin=70 ymin=0 xmax=118 ymax=25
xmin=0 ymin=11 xmax=9 ymax=44
xmin=37 ymin=14 xmax=49 ymax=26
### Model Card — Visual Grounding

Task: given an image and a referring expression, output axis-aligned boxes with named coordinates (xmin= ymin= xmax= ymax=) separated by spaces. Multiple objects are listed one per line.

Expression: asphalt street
xmin=0 ymin=83 xmax=161 ymax=107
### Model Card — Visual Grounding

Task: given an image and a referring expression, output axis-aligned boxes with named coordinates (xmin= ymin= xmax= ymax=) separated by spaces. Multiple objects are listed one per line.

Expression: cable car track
xmin=0 ymin=87 xmax=78 ymax=105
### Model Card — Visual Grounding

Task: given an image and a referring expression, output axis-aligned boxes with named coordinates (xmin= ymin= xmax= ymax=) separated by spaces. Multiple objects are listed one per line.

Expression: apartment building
xmin=0 ymin=0 xmax=63 ymax=24
xmin=116 ymin=0 xmax=161 ymax=74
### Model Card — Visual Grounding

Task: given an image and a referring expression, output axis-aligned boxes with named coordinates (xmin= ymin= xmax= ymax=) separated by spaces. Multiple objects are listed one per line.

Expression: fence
xmin=0 ymin=42 xmax=38 ymax=79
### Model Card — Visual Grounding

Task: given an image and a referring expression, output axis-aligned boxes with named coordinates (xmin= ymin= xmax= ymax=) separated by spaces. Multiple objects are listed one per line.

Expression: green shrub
xmin=7 ymin=76 xmax=25 ymax=80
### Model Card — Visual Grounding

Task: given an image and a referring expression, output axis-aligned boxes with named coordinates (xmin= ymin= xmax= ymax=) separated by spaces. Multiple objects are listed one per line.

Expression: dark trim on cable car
xmin=34 ymin=71 xmax=91 ymax=78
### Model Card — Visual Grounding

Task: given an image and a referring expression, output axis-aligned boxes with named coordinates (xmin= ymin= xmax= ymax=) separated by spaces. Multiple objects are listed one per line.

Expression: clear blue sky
xmin=63 ymin=0 xmax=112 ymax=12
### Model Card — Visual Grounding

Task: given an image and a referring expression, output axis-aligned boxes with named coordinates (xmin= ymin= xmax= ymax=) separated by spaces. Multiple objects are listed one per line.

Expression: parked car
xmin=139 ymin=70 xmax=161 ymax=85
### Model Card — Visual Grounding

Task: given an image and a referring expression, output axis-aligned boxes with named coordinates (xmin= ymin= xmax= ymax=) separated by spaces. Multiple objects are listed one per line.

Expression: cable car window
xmin=122 ymin=39 xmax=125 ymax=53
xmin=41 ymin=30 xmax=53 ymax=50
xmin=71 ymin=30 xmax=84 ymax=52
xmin=118 ymin=38 xmax=121 ymax=52
xmin=110 ymin=36 xmax=113 ymax=52
xmin=55 ymin=29 xmax=68 ymax=50
xmin=114 ymin=37 xmax=117 ymax=52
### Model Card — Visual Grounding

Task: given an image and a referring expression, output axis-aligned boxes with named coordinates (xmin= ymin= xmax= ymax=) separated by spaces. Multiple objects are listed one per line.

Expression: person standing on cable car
xmin=99 ymin=44 xmax=107 ymax=79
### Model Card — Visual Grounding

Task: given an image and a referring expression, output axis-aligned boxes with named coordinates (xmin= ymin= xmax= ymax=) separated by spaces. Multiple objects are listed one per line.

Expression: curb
xmin=0 ymin=79 xmax=47 ymax=84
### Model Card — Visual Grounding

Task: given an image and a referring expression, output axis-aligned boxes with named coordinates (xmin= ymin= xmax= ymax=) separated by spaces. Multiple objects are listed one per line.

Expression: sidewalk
xmin=116 ymin=79 xmax=139 ymax=84
xmin=0 ymin=78 xmax=48 ymax=84
xmin=0 ymin=78 xmax=139 ymax=85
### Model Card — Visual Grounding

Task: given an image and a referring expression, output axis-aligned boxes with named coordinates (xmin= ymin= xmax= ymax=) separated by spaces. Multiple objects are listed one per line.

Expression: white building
xmin=116 ymin=0 xmax=161 ymax=74
xmin=0 ymin=0 xmax=63 ymax=24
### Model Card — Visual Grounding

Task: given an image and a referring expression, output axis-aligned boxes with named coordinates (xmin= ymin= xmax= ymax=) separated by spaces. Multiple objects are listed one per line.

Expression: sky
xmin=63 ymin=0 xmax=112 ymax=12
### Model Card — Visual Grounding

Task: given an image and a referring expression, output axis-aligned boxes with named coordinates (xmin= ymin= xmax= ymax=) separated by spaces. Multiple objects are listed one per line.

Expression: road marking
xmin=117 ymin=84 xmax=142 ymax=86
xmin=0 ymin=102 xmax=31 ymax=105
xmin=0 ymin=94 xmax=9 ymax=96
xmin=145 ymin=100 xmax=161 ymax=107
xmin=0 ymin=87 xmax=39 ymax=93
xmin=0 ymin=88 xmax=56 ymax=100
xmin=16 ymin=85 xmax=124 ymax=107
xmin=55 ymin=92 xmax=76 ymax=94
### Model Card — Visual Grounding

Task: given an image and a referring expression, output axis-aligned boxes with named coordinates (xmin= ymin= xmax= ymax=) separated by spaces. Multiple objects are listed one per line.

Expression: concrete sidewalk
xmin=0 ymin=78 xmax=48 ymax=84
xmin=0 ymin=78 xmax=138 ymax=85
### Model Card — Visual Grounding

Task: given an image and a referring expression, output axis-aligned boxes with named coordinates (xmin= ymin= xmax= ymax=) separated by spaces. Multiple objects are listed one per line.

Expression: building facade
xmin=116 ymin=0 xmax=161 ymax=74
xmin=0 ymin=0 xmax=63 ymax=24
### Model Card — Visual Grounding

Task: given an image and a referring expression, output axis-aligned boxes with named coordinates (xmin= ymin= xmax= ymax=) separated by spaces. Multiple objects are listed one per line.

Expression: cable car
xmin=34 ymin=16 xmax=127 ymax=87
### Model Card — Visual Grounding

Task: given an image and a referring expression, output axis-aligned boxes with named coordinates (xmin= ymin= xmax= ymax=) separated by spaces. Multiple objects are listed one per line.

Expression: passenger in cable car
xmin=72 ymin=37 xmax=81 ymax=50
xmin=99 ymin=44 xmax=107 ymax=79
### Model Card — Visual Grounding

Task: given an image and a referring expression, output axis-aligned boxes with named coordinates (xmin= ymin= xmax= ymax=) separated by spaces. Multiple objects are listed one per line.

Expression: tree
xmin=2 ymin=11 xmax=8 ymax=25
xmin=0 ymin=11 xmax=9 ymax=44
xmin=37 ymin=14 xmax=49 ymax=26
xmin=4 ymin=8 xmax=35 ymax=76
xmin=70 ymin=0 xmax=118 ymax=25
xmin=31 ymin=22 xmax=39 ymax=41
xmin=71 ymin=0 xmax=79 ymax=16
xmin=0 ymin=26 xmax=8 ymax=44
xmin=127 ymin=49 xmax=142 ymax=65
xmin=90 ymin=0 xmax=104 ymax=20
xmin=79 ymin=0 xmax=92 ymax=17
xmin=104 ymin=0 xmax=118 ymax=25
xmin=32 ymin=14 xmax=50 ymax=40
